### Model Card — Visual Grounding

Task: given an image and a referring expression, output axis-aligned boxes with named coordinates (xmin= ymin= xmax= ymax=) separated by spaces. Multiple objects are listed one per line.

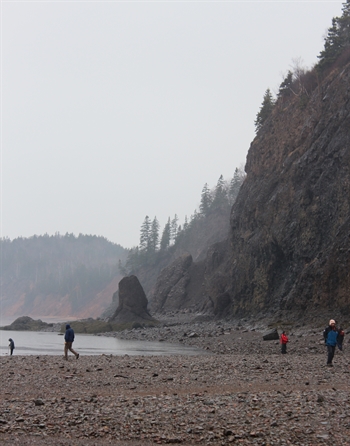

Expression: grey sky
xmin=1 ymin=1 xmax=342 ymax=248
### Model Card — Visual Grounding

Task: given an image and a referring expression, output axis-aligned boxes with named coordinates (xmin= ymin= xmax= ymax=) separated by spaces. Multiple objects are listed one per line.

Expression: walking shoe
xmin=76 ymin=354 xmax=79 ymax=360
xmin=326 ymin=363 xmax=333 ymax=367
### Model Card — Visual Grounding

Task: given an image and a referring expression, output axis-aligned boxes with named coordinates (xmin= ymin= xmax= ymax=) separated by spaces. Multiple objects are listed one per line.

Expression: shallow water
xmin=0 ymin=330 xmax=205 ymax=356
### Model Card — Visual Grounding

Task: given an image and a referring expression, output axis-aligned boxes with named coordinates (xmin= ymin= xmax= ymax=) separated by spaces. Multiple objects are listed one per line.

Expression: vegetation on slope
xmin=120 ymin=169 xmax=246 ymax=277
xmin=0 ymin=233 xmax=127 ymax=315
xmin=255 ymin=0 xmax=350 ymax=134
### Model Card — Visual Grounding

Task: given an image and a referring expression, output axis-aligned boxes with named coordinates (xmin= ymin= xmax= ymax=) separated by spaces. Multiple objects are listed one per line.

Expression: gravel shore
xmin=1 ymin=317 xmax=349 ymax=445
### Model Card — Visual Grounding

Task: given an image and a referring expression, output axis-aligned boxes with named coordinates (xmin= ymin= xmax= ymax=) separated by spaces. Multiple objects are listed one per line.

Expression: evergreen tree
xmin=199 ymin=183 xmax=212 ymax=216
xmin=125 ymin=246 xmax=140 ymax=272
xmin=229 ymin=168 xmax=242 ymax=204
xmin=339 ymin=0 xmax=350 ymax=41
xmin=160 ymin=218 xmax=171 ymax=251
xmin=212 ymin=175 xmax=228 ymax=209
xmin=254 ymin=88 xmax=275 ymax=132
xmin=139 ymin=216 xmax=151 ymax=253
xmin=171 ymin=214 xmax=179 ymax=242
xmin=189 ymin=210 xmax=199 ymax=228
xmin=318 ymin=1 xmax=350 ymax=70
xmin=183 ymin=215 xmax=189 ymax=231
xmin=278 ymin=70 xmax=294 ymax=98
xmin=149 ymin=216 xmax=160 ymax=253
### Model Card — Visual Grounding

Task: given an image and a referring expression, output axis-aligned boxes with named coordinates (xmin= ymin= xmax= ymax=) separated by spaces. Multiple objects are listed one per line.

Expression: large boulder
xmin=263 ymin=328 xmax=279 ymax=341
xmin=110 ymin=275 xmax=155 ymax=323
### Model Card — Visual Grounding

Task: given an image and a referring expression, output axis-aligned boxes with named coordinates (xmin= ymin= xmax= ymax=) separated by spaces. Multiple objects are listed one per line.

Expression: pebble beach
xmin=1 ymin=317 xmax=349 ymax=445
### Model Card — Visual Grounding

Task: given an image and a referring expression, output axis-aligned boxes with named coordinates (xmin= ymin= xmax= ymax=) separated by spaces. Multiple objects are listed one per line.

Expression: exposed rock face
xmin=110 ymin=275 xmax=155 ymax=323
xmin=153 ymin=62 xmax=350 ymax=324
xmin=129 ymin=208 xmax=232 ymax=306
xmin=150 ymin=254 xmax=193 ymax=313
xmin=208 ymin=62 xmax=350 ymax=322
xmin=151 ymin=246 xmax=231 ymax=315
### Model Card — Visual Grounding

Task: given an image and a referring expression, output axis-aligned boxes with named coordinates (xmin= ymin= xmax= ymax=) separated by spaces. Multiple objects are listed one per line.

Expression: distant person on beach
xmin=323 ymin=319 xmax=338 ymax=366
xmin=8 ymin=338 xmax=15 ymax=355
xmin=280 ymin=331 xmax=288 ymax=354
xmin=64 ymin=324 xmax=79 ymax=360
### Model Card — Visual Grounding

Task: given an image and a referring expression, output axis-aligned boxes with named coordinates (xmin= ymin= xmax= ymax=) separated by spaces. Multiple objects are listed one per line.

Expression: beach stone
xmin=1 ymin=316 xmax=350 ymax=446
xmin=263 ymin=328 xmax=279 ymax=341
xmin=34 ymin=399 xmax=45 ymax=406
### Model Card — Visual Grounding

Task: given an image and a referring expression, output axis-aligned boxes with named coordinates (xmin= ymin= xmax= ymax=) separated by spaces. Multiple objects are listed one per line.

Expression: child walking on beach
xmin=8 ymin=338 xmax=15 ymax=355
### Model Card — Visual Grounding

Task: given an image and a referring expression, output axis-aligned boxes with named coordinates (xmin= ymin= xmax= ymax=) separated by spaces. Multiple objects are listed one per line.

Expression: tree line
xmin=255 ymin=1 xmax=350 ymax=133
xmin=1 ymin=233 xmax=127 ymax=311
xmin=120 ymin=168 xmax=245 ymax=274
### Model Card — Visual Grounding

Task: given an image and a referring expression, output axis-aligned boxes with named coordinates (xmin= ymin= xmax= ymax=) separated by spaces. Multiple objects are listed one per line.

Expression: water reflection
xmin=0 ymin=330 xmax=206 ymax=356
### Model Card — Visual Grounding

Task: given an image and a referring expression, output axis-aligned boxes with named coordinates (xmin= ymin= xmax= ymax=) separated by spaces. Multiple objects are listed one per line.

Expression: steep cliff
xmin=151 ymin=62 xmax=350 ymax=324
xmin=130 ymin=206 xmax=232 ymax=300
xmin=211 ymin=62 xmax=350 ymax=322
xmin=224 ymin=64 xmax=350 ymax=315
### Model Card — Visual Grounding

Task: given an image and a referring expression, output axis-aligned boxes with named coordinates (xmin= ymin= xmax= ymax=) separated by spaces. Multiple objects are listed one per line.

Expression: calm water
xmin=0 ymin=330 xmax=205 ymax=357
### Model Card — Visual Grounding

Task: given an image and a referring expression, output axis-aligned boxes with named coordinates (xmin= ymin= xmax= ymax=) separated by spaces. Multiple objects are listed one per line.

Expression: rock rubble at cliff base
xmin=1 ymin=321 xmax=350 ymax=446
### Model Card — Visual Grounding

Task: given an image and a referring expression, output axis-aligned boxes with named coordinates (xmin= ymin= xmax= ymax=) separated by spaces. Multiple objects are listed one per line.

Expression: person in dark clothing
xmin=8 ymin=338 xmax=15 ymax=355
xmin=280 ymin=331 xmax=289 ymax=354
xmin=323 ymin=319 xmax=338 ymax=366
xmin=64 ymin=324 xmax=79 ymax=360
xmin=337 ymin=327 xmax=345 ymax=351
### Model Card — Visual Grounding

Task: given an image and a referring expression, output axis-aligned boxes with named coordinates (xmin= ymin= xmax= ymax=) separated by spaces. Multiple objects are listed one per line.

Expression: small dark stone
xmin=34 ymin=399 xmax=45 ymax=406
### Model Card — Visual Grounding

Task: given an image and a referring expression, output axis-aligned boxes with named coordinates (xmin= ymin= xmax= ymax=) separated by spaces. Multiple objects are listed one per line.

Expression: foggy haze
xmin=1 ymin=1 xmax=342 ymax=248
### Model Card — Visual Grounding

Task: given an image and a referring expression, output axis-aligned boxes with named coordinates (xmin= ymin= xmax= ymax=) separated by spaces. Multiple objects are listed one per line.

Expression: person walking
xmin=323 ymin=319 xmax=338 ymax=366
xmin=8 ymin=338 xmax=15 ymax=355
xmin=64 ymin=324 xmax=79 ymax=360
xmin=280 ymin=331 xmax=289 ymax=354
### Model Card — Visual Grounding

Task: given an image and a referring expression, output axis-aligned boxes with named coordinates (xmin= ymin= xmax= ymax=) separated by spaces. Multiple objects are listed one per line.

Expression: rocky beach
xmin=1 ymin=316 xmax=350 ymax=445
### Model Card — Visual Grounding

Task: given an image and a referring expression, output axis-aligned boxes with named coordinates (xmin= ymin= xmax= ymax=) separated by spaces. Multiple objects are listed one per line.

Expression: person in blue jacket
xmin=64 ymin=324 xmax=79 ymax=360
xmin=323 ymin=319 xmax=338 ymax=366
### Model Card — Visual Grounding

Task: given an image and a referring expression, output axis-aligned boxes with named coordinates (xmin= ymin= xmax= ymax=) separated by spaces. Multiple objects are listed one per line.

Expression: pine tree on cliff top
xmin=149 ymin=216 xmax=160 ymax=253
xmin=229 ymin=168 xmax=242 ymax=204
xmin=139 ymin=215 xmax=151 ymax=252
xmin=160 ymin=217 xmax=171 ymax=251
xmin=200 ymin=183 xmax=212 ymax=216
xmin=212 ymin=174 xmax=228 ymax=210
xmin=254 ymin=88 xmax=275 ymax=132
xmin=318 ymin=0 xmax=350 ymax=70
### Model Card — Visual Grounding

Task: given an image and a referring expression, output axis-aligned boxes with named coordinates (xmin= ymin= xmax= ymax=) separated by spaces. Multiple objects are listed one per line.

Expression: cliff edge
xmin=221 ymin=62 xmax=350 ymax=322
xmin=151 ymin=62 xmax=350 ymax=325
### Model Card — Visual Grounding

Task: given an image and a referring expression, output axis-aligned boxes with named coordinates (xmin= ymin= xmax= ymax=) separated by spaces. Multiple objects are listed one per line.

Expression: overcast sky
xmin=1 ymin=1 xmax=343 ymax=248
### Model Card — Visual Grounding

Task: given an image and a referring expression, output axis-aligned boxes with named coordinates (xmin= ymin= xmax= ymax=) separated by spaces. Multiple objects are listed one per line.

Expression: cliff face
xmin=151 ymin=62 xmax=350 ymax=323
xmin=220 ymin=63 xmax=350 ymax=321
xmin=132 ymin=207 xmax=231 ymax=300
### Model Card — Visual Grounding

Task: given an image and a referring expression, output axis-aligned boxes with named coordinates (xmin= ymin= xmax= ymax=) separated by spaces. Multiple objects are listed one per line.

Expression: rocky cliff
xmin=151 ymin=61 xmax=350 ymax=324
xmin=223 ymin=62 xmax=350 ymax=322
